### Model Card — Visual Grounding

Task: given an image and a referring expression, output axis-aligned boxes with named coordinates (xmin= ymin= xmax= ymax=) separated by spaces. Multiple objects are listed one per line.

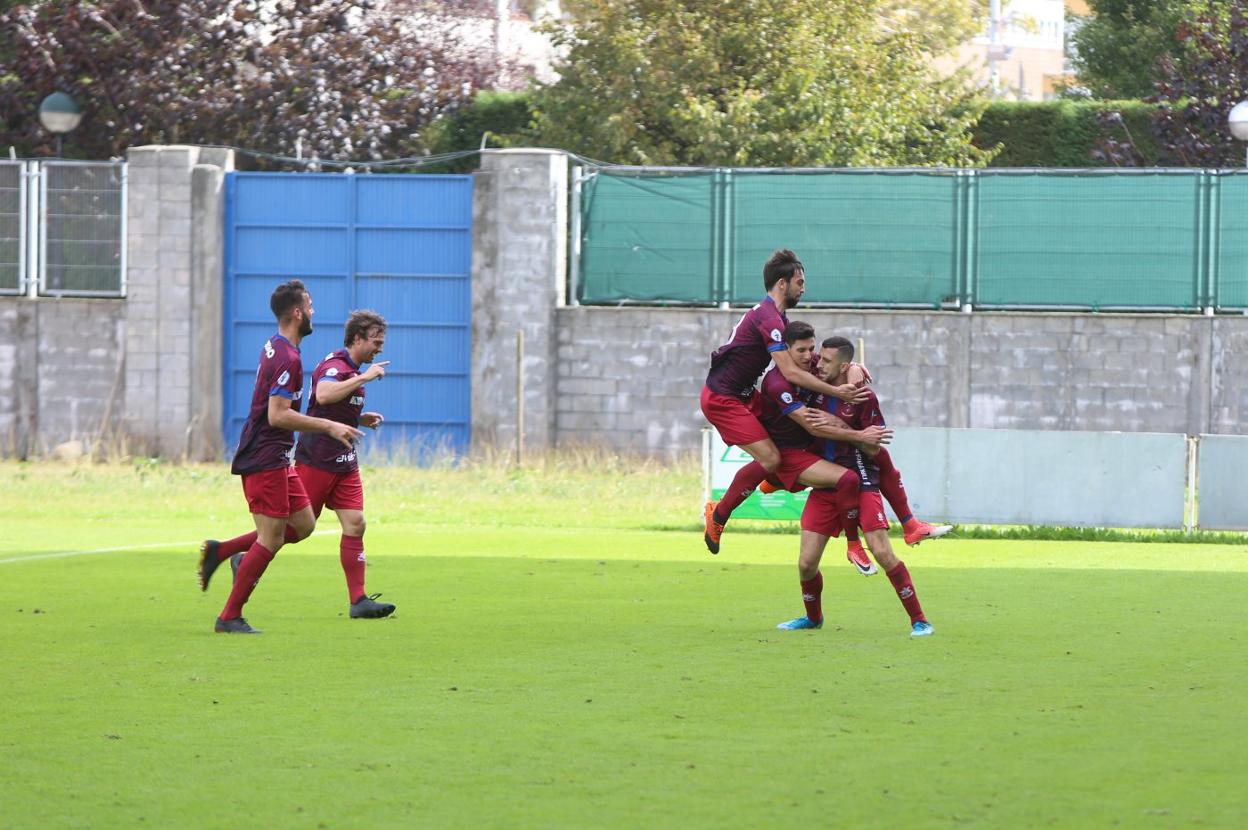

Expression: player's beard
xmin=299 ymin=315 xmax=313 ymax=337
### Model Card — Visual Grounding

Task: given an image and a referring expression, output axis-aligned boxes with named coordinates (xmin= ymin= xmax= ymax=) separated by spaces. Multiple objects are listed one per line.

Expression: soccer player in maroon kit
xmin=294 ymin=310 xmax=394 ymax=619
xmin=701 ymin=249 xmax=869 ymax=554
xmin=197 ymin=280 xmax=361 ymax=634
xmin=777 ymin=336 xmax=940 ymax=636
xmin=748 ymin=321 xmax=893 ymax=509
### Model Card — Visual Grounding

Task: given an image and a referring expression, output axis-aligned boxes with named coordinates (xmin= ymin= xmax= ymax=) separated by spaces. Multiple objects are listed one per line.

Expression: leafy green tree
xmin=533 ymin=0 xmax=990 ymax=167
xmin=1069 ymin=1 xmax=1230 ymax=99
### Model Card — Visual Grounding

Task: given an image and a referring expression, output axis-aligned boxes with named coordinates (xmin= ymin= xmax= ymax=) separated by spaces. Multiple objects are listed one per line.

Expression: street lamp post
xmin=38 ymin=92 xmax=82 ymax=158
xmin=1229 ymin=100 xmax=1248 ymax=168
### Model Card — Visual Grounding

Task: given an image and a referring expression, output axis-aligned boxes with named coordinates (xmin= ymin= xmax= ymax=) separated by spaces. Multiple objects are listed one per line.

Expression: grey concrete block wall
xmin=554 ymin=306 xmax=1248 ymax=457
xmin=0 ymin=297 xmax=124 ymax=457
xmin=3 ymin=143 xmax=1244 ymax=461
xmin=123 ymin=145 xmax=231 ymax=458
xmin=471 ymin=149 xmax=567 ymax=452
xmin=0 ymin=145 xmax=231 ymax=460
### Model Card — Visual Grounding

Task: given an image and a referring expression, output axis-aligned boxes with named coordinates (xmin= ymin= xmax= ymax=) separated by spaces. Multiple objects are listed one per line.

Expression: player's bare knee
xmin=346 ymin=516 xmax=365 ymax=537
xmin=758 ymin=448 xmax=782 ymax=472
xmin=798 ymin=559 xmax=820 ymax=581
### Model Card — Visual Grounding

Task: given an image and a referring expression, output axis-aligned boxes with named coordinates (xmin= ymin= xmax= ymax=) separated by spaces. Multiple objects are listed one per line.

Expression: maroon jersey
xmin=705 ymin=297 xmax=789 ymax=400
xmin=230 ymin=334 xmax=304 ymax=476
xmin=822 ymin=388 xmax=887 ymax=489
xmin=758 ymin=367 xmax=817 ymax=449
xmin=296 ymin=348 xmax=364 ymax=473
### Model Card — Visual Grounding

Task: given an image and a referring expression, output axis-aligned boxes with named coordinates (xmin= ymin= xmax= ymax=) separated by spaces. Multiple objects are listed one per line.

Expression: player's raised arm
xmin=268 ymin=395 xmax=361 ymax=448
xmin=786 ymin=405 xmax=892 ymax=446
xmin=773 ymin=347 xmax=868 ymax=403
xmin=314 ymin=360 xmax=390 ymax=405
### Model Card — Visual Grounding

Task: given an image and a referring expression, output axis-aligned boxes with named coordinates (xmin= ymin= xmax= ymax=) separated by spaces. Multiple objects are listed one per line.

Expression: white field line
xmin=0 ymin=529 xmax=337 ymax=566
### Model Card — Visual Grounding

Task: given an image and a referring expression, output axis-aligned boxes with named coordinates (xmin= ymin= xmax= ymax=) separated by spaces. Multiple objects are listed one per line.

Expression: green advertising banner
xmin=704 ymin=428 xmax=808 ymax=520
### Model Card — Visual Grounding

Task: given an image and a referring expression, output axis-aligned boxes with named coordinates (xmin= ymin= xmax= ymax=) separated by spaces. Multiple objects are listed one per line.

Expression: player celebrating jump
xmin=293 ymin=310 xmax=395 ymax=619
xmin=700 ymin=249 xmax=876 ymax=554
xmin=198 ymin=280 xmax=361 ymax=634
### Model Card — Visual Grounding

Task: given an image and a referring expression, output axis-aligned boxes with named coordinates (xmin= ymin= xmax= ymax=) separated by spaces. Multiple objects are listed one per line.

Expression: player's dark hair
xmin=344 ymin=309 xmax=387 ymax=348
xmin=784 ymin=320 xmax=816 ymax=345
xmin=270 ymin=279 xmax=308 ymax=321
xmin=763 ymin=249 xmax=804 ymax=291
xmin=822 ymin=335 xmax=854 ymax=361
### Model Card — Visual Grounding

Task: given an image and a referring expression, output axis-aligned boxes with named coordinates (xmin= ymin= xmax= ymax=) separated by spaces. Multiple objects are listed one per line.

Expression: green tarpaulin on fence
xmin=576 ymin=167 xmax=1248 ymax=310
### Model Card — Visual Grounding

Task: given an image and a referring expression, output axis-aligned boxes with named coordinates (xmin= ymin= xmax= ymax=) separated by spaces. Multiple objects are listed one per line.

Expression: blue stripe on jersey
xmin=766 ymin=343 xmax=787 ymax=352
xmin=781 ymin=401 xmax=802 ymax=416
xmin=269 ymin=387 xmax=295 ymax=399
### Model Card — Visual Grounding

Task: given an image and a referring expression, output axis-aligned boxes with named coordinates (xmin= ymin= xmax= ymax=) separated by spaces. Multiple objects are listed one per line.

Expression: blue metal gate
xmin=223 ymin=172 xmax=473 ymax=460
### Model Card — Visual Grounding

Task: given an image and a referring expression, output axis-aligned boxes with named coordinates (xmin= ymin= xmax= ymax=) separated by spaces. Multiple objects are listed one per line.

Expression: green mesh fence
xmin=973 ymin=172 xmax=1203 ymax=309
xmin=729 ymin=172 xmax=961 ymax=306
xmin=576 ymin=168 xmax=1234 ymax=309
xmin=578 ymin=172 xmax=716 ymax=303
xmin=1215 ymin=172 xmax=1248 ymax=310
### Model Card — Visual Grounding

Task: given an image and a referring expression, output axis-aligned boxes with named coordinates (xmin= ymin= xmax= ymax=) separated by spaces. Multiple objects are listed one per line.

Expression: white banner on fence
xmin=1196 ymin=435 xmax=1248 ymax=531
xmin=706 ymin=427 xmax=1190 ymax=529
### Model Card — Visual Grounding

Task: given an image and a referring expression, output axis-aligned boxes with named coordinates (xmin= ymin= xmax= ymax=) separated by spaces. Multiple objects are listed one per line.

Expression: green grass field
xmin=2 ymin=459 xmax=1247 ymax=829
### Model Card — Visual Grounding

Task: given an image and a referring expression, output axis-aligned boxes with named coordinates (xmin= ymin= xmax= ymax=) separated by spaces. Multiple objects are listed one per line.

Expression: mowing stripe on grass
xmin=0 ymin=529 xmax=338 ymax=565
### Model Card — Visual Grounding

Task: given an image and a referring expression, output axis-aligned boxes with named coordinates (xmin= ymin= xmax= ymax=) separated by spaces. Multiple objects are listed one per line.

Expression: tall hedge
xmin=973 ymin=100 xmax=1160 ymax=168
xmin=429 ymin=93 xmax=1164 ymax=169
xmin=423 ymin=91 xmax=536 ymax=172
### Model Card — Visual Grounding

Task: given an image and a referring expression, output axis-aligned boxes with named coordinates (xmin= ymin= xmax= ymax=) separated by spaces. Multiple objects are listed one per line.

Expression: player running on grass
xmin=199 ymin=310 xmax=396 ymax=620
xmin=777 ymin=338 xmax=937 ymax=637
xmin=700 ymin=249 xmax=873 ymax=554
xmin=292 ymin=310 xmax=395 ymax=619
xmin=705 ymin=321 xmax=892 ymax=555
xmin=197 ymin=280 xmax=361 ymax=634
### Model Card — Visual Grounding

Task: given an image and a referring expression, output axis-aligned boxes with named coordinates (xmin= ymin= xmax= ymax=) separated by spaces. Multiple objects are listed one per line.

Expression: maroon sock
xmin=800 ymin=571 xmax=824 ymax=623
xmin=845 ymin=526 xmax=860 ymax=544
xmin=340 ymin=535 xmax=366 ymax=603
xmin=217 ymin=531 xmax=257 ymax=560
xmin=875 ymin=448 xmax=914 ymax=525
xmin=886 ymin=561 xmax=927 ymax=624
xmin=220 ymin=542 xmax=275 ymax=620
xmin=216 ymin=525 xmax=299 ymax=561
xmin=715 ymin=461 xmax=769 ymax=523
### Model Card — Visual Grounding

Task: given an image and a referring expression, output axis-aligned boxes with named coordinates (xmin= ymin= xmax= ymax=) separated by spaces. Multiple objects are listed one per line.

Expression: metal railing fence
xmin=0 ymin=159 xmax=126 ymax=298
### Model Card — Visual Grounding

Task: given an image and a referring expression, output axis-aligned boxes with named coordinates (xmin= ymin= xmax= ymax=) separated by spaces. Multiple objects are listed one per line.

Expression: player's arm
xmin=268 ymin=395 xmax=361 ymax=448
xmin=773 ymin=349 xmax=867 ymax=403
xmin=314 ymin=361 xmax=391 ymax=405
xmin=785 ymin=405 xmax=892 ymax=446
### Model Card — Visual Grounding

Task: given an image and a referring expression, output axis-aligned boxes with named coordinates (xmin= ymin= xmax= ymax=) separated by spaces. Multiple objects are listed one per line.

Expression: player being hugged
xmin=294 ymin=310 xmax=395 ymax=619
xmin=198 ymin=279 xmax=361 ymax=634
xmin=700 ymin=249 xmax=870 ymax=555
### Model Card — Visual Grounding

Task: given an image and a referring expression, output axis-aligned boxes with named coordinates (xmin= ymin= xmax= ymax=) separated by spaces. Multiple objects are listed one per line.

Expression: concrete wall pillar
xmin=123 ymin=145 xmax=232 ymax=459
xmin=471 ymin=149 xmax=568 ymax=452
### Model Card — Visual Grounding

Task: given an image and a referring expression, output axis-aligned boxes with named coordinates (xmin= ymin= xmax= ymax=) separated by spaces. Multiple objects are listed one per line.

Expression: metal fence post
xmin=569 ymin=165 xmax=583 ymax=307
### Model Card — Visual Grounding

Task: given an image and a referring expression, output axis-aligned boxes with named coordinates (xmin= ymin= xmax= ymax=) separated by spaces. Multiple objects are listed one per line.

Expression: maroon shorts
xmin=774 ymin=447 xmax=823 ymax=491
xmin=296 ymin=464 xmax=365 ymax=516
xmin=801 ymin=489 xmax=888 ymax=537
xmin=700 ymin=385 xmax=768 ymax=447
xmin=241 ymin=467 xmax=311 ymax=519
xmin=856 ymin=491 xmax=890 ymax=533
